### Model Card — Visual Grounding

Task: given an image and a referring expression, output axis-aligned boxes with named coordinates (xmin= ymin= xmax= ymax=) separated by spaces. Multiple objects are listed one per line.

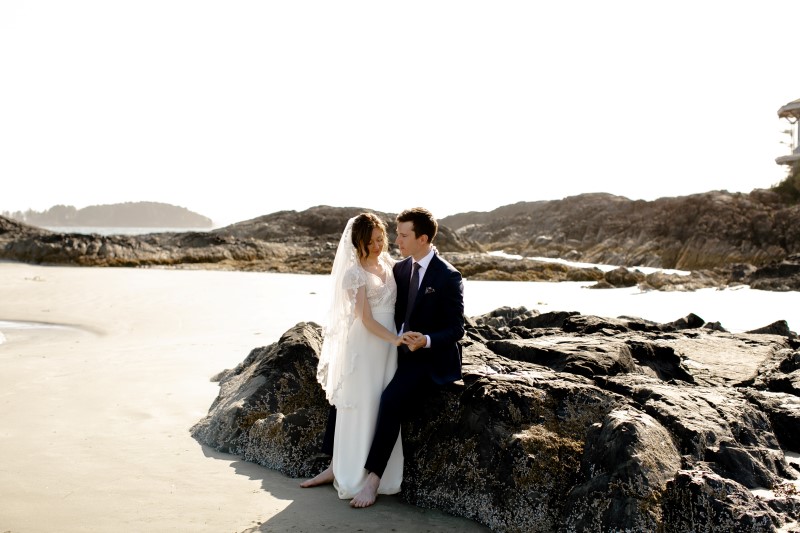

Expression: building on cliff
xmin=776 ymin=97 xmax=800 ymax=167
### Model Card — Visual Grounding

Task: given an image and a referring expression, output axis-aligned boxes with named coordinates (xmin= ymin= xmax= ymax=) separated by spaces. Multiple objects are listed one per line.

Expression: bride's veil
xmin=316 ymin=216 xmax=365 ymax=406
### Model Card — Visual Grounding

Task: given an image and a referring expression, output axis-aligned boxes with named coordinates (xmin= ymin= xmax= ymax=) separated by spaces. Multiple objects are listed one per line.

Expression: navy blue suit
xmin=363 ymin=251 xmax=465 ymax=477
xmin=392 ymin=253 xmax=464 ymax=383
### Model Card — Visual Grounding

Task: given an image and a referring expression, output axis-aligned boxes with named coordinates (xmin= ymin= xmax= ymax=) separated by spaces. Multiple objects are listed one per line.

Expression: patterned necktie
xmin=403 ymin=262 xmax=420 ymax=330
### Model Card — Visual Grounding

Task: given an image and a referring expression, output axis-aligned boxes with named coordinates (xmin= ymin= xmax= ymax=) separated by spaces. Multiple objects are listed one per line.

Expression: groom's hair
xmin=352 ymin=212 xmax=388 ymax=258
xmin=397 ymin=207 xmax=437 ymax=243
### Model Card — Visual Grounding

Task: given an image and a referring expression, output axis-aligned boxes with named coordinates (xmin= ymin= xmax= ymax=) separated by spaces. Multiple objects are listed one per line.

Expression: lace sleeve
xmin=342 ymin=265 xmax=366 ymax=293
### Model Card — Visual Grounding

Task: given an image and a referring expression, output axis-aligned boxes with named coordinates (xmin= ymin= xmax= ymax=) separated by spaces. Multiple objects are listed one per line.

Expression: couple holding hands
xmin=300 ymin=207 xmax=465 ymax=508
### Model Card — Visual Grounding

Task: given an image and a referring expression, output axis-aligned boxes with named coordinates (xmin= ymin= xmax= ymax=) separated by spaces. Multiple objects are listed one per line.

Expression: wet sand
xmin=0 ymin=262 xmax=488 ymax=532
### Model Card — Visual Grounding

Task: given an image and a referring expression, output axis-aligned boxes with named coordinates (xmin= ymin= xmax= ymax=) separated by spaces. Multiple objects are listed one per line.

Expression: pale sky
xmin=2 ymin=1 xmax=799 ymax=227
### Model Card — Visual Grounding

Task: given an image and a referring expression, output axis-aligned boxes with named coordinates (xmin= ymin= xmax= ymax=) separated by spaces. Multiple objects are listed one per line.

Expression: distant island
xmin=1 ymin=201 xmax=213 ymax=228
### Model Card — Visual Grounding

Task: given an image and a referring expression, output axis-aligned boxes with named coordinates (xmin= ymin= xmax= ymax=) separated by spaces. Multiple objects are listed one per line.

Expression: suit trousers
xmin=363 ymin=357 xmax=433 ymax=478
xmin=321 ymin=404 xmax=336 ymax=456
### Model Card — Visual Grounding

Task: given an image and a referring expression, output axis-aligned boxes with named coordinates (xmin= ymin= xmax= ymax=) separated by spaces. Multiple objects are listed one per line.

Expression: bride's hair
xmin=351 ymin=212 xmax=387 ymax=259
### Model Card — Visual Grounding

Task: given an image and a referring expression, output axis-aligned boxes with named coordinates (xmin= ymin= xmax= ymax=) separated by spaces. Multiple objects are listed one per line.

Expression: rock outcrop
xmin=191 ymin=308 xmax=800 ymax=533
xmin=3 ymin=195 xmax=800 ymax=290
xmin=749 ymin=254 xmax=800 ymax=292
xmin=441 ymin=190 xmax=800 ymax=273
xmin=0 ymin=207 xmax=481 ymax=274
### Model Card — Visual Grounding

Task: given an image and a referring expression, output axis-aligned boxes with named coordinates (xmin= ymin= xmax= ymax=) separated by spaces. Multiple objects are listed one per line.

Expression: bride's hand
xmin=401 ymin=332 xmax=419 ymax=344
xmin=402 ymin=332 xmax=423 ymax=351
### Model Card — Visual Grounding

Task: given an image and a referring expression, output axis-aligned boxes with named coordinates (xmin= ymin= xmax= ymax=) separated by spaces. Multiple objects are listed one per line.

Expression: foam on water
xmin=0 ymin=321 xmax=79 ymax=345
xmin=488 ymin=250 xmax=692 ymax=276
xmin=0 ymin=320 xmax=73 ymax=330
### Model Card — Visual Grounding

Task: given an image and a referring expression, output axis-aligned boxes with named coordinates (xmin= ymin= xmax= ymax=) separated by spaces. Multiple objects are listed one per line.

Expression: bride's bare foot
xmin=350 ymin=472 xmax=380 ymax=508
xmin=299 ymin=466 xmax=334 ymax=488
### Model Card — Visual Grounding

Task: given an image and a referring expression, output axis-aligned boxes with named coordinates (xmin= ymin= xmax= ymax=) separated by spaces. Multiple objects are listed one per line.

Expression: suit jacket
xmin=393 ymin=252 xmax=465 ymax=384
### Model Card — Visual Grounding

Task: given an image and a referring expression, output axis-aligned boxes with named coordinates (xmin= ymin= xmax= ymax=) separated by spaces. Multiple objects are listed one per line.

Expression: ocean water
xmin=0 ymin=271 xmax=796 ymax=347
xmin=0 ymin=319 xmax=78 ymax=346
xmin=0 ymin=320 xmax=74 ymax=330
xmin=250 ymin=273 xmax=800 ymax=339
xmin=0 ymin=242 xmax=797 ymax=347
xmin=462 ymin=279 xmax=798 ymax=334
xmin=24 ymin=227 xmax=786 ymax=332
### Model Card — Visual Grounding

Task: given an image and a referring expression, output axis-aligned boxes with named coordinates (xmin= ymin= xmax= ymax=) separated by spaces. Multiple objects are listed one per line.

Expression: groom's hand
xmin=402 ymin=332 xmax=425 ymax=352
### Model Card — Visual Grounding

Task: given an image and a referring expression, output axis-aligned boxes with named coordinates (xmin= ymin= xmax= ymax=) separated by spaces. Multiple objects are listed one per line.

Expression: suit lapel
xmin=397 ymin=256 xmax=412 ymax=303
xmin=409 ymin=253 xmax=440 ymax=312
xmin=398 ymin=257 xmax=412 ymax=288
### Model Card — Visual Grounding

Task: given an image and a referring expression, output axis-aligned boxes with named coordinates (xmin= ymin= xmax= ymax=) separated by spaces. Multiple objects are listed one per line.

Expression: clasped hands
xmin=396 ymin=331 xmax=425 ymax=351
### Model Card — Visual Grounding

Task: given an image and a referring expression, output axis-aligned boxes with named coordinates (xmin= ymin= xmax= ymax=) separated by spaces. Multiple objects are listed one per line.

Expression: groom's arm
xmin=425 ymin=267 xmax=465 ymax=348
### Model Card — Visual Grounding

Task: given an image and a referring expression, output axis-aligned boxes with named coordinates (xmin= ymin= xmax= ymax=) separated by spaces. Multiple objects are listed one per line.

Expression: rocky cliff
xmin=0 ymin=206 xmax=480 ymax=274
xmin=441 ymin=190 xmax=800 ymax=271
xmin=2 ymin=195 xmax=799 ymax=290
xmin=191 ymin=308 xmax=800 ymax=532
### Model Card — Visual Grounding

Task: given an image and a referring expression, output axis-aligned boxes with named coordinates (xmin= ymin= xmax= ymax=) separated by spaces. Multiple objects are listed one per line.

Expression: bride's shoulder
xmin=342 ymin=264 xmax=366 ymax=287
xmin=344 ymin=263 xmax=365 ymax=276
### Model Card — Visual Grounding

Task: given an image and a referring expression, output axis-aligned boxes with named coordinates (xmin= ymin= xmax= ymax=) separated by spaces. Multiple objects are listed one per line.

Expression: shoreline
xmin=0 ymin=262 xmax=488 ymax=532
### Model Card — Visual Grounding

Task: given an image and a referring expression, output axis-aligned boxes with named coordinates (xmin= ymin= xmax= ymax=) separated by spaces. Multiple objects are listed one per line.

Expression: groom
xmin=301 ymin=207 xmax=465 ymax=508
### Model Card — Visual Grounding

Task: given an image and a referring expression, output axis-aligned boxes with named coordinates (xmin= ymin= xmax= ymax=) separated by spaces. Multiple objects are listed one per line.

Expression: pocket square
xmin=424 ymin=286 xmax=435 ymax=294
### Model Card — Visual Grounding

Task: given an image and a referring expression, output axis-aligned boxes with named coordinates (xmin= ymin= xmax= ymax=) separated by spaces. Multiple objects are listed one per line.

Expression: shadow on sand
xmin=201 ymin=445 xmax=489 ymax=533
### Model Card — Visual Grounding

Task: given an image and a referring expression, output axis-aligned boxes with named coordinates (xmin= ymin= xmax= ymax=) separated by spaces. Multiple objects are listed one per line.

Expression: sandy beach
xmin=0 ymin=262 xmax=488 ymax=532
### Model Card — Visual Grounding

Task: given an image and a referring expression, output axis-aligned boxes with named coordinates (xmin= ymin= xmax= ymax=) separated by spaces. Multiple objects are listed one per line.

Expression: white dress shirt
xmin=407 ymin=248 xmax=435 ymax=348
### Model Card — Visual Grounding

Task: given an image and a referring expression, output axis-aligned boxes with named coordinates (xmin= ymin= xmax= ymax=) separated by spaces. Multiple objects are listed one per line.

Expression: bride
xmin=301 ymin=213 xmax=407 ymax=504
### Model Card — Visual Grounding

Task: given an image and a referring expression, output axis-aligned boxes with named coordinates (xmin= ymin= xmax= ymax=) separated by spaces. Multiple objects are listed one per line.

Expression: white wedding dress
xmin=331 ymin=251 xmax=403 ymax=498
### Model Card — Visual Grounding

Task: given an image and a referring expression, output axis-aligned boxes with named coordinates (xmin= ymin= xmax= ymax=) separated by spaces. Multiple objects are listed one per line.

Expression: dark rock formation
xmin=441 ymin=189 xmax=800 ymax=272
xmin=446 ymin=253 xmax=605 ymax=283
xmin=662 ymin=467 xmax=782 ymax=533
xmin=215 ymin=206 xmax=476 ymax=254
xmin=0 ymin=223 xmax=299 ymax=270
xmin=3 ymin=195 xmax=800 ymax=290
xmin=749 ymin=254 xmax=800 ymax=292
xmin=192 ymin=308 xmax=800 ymax=532
xmin=0 ymin=207 xmax=482 ymax=274
xmin=0 ymin=215 xmax=43 ymax=241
